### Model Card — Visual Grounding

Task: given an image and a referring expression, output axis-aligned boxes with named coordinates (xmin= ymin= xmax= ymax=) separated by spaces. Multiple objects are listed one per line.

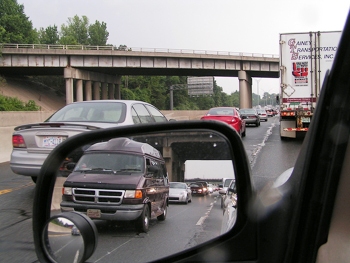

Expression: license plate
xmin=42 ymin=136 xmax=66 ymax=147
xmin=87 ymin=209 xmax=101 ymax=218
xmin=301 ymin=117 xmax=310 ymax=123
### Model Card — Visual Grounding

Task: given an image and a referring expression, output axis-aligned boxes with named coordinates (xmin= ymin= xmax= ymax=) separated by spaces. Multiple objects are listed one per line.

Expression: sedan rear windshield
xmin=46 ymin=102 xmax=127 ymax=123
xmin=240 ymin=109 xmax=257 ymax=114
xmin=208 ymin=108 xmax=234 ymax=115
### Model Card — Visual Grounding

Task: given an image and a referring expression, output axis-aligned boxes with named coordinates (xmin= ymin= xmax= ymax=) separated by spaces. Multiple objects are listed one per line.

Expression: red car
xmin=201 ymin=107 xmax=246 ymax=137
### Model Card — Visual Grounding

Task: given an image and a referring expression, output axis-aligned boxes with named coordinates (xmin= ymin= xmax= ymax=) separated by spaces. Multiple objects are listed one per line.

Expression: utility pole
xmin=254 ymin=79 xmax=261 ymax=107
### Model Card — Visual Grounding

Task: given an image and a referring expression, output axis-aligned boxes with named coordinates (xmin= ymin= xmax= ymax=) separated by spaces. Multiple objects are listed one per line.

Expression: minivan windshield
xmin=74 ymin=153 xmax=145 ymax=173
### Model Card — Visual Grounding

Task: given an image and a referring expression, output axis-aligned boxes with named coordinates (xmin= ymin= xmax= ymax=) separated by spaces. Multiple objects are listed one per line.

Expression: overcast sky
xmin=18 ymin=0 xmax=349 ymax=95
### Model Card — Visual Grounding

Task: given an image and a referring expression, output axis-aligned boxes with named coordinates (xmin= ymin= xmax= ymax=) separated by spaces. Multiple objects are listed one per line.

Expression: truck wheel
xmin=136 ymin=205 xmax=150 ymax=232
xmin=157 ymin=204 xmax=167 ymax=221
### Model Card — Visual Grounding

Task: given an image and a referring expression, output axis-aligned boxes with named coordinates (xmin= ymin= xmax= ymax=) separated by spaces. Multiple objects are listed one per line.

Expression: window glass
xmin=131 ymin=108 xmax=141 ymax=124
xmin=47 ymin=102 xmax=126 ymax=123
xmin=145 ymin=105 xmax=167 ymax=122
xmin=132 ymin=104 xmax=154 ymax=123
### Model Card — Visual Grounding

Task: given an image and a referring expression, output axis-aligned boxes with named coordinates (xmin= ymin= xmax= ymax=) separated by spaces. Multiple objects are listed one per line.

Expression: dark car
xmin=200 ymin=107 xmax=246 ymax=137
xmin=195 ymin=181 xmax=209 ymax=195
xmin=239 ymin=108 xmax=260 ymax=127
xmin=60 ymin=137 xmax=169 ymax=233
xmin=189 ymin=182 xmax=206 ymax=195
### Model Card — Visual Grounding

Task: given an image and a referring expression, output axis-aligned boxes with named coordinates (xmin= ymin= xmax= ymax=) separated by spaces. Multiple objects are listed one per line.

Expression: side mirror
xmin=33 ymin=121 xmax=254 ymax=263
xmin=147 ymin=165 xmax=159 ymax=175
xmin=66 ymin=162 xmax=76 ymax=171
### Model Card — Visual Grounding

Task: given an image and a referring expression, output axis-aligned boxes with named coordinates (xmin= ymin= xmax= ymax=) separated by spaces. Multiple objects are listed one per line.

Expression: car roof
xmin=67 ymin=100 xmax=153 ymax=106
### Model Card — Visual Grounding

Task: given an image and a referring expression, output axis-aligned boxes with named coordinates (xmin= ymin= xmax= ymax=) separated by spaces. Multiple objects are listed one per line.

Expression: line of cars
xmin=200 ymin=106 xmax=265 ymax=136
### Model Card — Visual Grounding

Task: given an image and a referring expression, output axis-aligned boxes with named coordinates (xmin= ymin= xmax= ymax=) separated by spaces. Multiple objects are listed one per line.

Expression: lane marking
xmin=0 ymin=182 xmax=34 ymax=196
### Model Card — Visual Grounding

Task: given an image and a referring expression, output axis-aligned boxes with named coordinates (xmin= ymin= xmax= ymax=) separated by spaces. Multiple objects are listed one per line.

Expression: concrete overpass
xmin=0 ymin=44 xmax=280 ymax=108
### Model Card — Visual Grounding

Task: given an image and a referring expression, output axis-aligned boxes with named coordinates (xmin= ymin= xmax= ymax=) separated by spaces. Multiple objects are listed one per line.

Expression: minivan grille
xmin=73 ymin=188 xmax=124 ymax=205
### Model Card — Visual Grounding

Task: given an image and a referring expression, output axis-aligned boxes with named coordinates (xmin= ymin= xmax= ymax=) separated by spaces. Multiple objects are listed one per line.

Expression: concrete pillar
xmin=238 ymin=70 xmax=252 ymax=108
xmin=85 ymin=80 xmax=92 ymax=101
xmin=76 ymin=79 xmax=83 ymax=102
xmin=115 ymin=76 xmax=121 ymax=99
xmin=93 ymin=82 xmax=100 ymax=100
xmin=65 ymin=78 xmax=74 ymax=104
xmin=101 ymin=83 xmax=108 ymax=99
xmin=108 ymin=83 xmax=115 ymax=99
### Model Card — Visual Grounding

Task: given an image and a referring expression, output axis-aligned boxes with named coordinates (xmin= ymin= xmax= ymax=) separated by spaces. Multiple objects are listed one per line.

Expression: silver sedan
xmin=168 ymin=182 xmax=192 ymax=204
xmin=10 ymin=100 xmax=168 ymax=182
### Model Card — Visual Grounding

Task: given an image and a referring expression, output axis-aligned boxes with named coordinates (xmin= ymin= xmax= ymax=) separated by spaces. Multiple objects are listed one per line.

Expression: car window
xmin=132 ymin=103 xmax=155 ymax=123
xmin=131 ymin=107 xmax=142 ymax=124
xmin=144 ymin=105 xmax=168 ymax=122
xmin=47 ymin=102 xmax=126 ymax=123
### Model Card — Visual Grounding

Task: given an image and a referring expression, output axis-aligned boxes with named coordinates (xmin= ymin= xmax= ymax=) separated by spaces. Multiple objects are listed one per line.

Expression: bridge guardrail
xmin=0 ymin=43 xmax=279 ymax=58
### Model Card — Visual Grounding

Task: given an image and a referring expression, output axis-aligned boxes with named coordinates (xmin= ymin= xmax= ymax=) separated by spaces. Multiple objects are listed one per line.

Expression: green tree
xmin=0 ymin=0 xmax=37 ymax=43
xmin=88 ymin=21 xmax=109 ymax=45
xmin=38 ymin=25 xmax=59 ymax=44
xmin=60 ymin=15 xmax=89 ymax=45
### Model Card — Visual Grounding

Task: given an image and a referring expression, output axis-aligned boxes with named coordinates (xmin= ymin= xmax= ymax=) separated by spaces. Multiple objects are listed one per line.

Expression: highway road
xmin=0 ymin=115 xmax=304 ymax=262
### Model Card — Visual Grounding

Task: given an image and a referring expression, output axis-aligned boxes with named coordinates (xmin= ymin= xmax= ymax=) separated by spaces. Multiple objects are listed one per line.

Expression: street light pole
xmin=254 ymin=79 xmax=261 ymax=107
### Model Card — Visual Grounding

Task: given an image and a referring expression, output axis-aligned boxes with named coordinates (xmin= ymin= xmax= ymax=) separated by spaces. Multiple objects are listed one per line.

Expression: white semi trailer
xmin=279 ymin=31 xmax=341 ymax=139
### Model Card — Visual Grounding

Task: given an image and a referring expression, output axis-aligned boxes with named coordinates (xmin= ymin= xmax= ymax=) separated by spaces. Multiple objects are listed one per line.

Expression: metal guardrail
xmin=0 ymin=43 xmax=279 ymax=58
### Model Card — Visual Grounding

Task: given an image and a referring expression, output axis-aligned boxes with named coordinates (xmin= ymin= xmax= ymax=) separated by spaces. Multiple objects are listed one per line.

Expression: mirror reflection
xmin=44 ymin=217 xmax=84 ymax=263
xmin=50 ymin=130 xmax=237 ymax=262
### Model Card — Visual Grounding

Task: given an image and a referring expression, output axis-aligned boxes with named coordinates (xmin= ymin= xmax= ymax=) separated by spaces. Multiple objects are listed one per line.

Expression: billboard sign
xmin=187 ymin=77 xmax=214 ymax=96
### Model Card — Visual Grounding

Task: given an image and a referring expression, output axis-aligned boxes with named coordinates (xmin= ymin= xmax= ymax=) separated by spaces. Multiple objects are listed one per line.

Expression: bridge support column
xmin=238 ymin=70 xmax=252 ymax=108
xmin=65 ymin=78 xmax=74 ymax=104
xmin=101 ymin=83 xmax=108 ymax=99
xmin=115 ymin=76 xmax=121 ymax=99
xmin=108 ymin=83 xmax=115 ymax=99
xmin=93 ymin=82 xmax=100 ymax=100
xmin=85 ymin=80 xmax=92 ymax=101
xmin=64 ymin=67 xmax=121 ymax=104
xmin=76 ymin=79 xmax=83 ymax=101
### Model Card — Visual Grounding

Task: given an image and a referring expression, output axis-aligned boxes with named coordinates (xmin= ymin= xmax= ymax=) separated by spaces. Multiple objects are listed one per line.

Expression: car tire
xmin=31 ymin=176 xmax=37 ymax=183
xmin=242 ymin=129 xmax=246 ymax=137
xmin=157 ymin=204 xmax=167 ymax=221
xmin=136 ymin=204 xmax=150 ymax=232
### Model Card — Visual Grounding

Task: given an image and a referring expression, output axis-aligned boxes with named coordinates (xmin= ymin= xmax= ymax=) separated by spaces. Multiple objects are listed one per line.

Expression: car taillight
xmin=12 ymin=135 xmax=26 ymax=148
xmin=231 ymin=117 xmax=238 ymax=123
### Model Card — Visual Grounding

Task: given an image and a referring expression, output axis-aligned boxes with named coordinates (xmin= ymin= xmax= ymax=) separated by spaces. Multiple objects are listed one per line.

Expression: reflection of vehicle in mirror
xmin=60 ymin=137 xmax=169 ymax=233
xmin=221 ymin=179 xmax=237 ymax=234
xmin=168 ymin=182 xmax=192 ymax=204
xmin=189 ymin=182 xmax=206 ymax=195
xmin=219 ymin=177 xmax=235 ymax=208
xmin=10 ymin=100 xmax=168 ymax=182
xmin=71 ymin=225 xmax=80 ymax=236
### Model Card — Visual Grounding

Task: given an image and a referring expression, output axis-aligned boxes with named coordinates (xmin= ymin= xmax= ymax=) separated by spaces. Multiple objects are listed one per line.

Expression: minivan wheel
xmin=157 ymin=204 xmax=167 ymax=221
xmin=136 ymin=205 xmax=150 ymax=232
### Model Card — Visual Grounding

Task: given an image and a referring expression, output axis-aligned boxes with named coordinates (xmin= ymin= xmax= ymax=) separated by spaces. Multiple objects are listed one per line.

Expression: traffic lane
xmin=87 ymin=192 xmax=223 ymax=263
xmin=241 ymin=116 xmax=279 ymax=165
xmin=250 ymin=116 xmax=304 ymax=191
xmin=0 ymin=164 xmax=37 ymax=263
